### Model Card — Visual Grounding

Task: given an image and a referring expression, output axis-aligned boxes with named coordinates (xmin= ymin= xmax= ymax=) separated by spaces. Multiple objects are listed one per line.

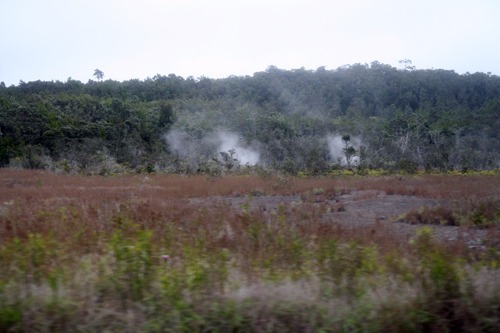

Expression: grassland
xmin=0 ymin=169 xmax=499 ymax=332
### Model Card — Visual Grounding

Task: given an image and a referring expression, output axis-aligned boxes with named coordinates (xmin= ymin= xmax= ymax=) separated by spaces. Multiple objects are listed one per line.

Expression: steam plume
xmin=327 ymin=134 xmax=361 ymax=166
xmin=165 ymin=128 xmax=260 ymax=166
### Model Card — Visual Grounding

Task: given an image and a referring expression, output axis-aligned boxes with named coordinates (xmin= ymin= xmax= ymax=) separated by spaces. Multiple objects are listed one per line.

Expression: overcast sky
xmin=1 ymin=0 xmax=499 ymax=86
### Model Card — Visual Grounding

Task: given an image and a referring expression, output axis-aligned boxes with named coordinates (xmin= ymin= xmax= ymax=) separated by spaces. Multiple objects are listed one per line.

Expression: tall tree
xmin=93 ymin=69 xmax=104 ymax=81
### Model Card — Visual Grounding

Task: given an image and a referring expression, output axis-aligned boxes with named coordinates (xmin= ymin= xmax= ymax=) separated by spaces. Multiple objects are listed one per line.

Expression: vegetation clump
xmin=400 ymin=200 xmax=500 ymax=228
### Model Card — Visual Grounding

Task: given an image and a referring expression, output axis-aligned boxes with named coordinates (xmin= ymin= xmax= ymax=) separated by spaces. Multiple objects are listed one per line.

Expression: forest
xmin=1 ymin=62 xmax=499 ymax=175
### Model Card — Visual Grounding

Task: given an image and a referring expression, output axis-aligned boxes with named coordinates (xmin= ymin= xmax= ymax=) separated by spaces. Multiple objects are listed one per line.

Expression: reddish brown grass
xmin=2 ymin=169 xmax=498 ymax=253
xmin=1 ymin=169 xmax=499 ymax=332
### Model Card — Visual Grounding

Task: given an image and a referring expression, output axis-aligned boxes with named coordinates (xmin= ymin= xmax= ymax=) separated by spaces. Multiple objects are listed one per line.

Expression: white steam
xmin=165 ymin=129 xmax=203 ymax=162
xmin=165 ymin=129 xmax=192 ymax=159
xmin=327 ymin=134 xmax=361 ymax=166
xmin=165 ymin=128 xmax=260 ymax=166
xmin=326 ymin=135 xmax=344 ymax=163
xmin=216 ymin=130 xmax=260 ymax=165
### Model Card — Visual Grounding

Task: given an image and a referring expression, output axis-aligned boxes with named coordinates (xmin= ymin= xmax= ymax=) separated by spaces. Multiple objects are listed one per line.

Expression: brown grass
xmin=0 ymin=169 xmax=499 ymax=332
xmin=1 ymin=169 xmax=498 ymax=245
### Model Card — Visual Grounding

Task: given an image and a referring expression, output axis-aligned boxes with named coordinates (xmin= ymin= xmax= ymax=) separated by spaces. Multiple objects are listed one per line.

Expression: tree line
xmin=0 ymin=62 xmax=499 ymax=174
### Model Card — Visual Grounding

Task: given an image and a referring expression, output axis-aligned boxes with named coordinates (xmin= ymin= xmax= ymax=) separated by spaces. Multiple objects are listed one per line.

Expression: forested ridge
xmin=1 ymin=62 xmax=499 ymax=174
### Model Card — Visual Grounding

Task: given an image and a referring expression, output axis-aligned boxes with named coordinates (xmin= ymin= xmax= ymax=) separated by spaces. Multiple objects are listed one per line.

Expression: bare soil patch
xmin=1 ymin=169 xmax=498 ymax=249
xmin=188 ymin=188 xmax=497 ymax=248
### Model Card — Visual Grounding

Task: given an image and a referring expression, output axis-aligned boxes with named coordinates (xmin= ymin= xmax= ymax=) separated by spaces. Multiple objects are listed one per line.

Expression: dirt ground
xmin=0 ymin=170 xmax=497 ymax=249
xmin=189 ymin=190 xmax=496 ymax=248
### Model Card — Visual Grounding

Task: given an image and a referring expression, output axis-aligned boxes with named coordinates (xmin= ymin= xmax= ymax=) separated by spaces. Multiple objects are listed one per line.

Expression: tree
xmin=398 ymin=58 xmax=415 ymax=71
xmin=342 ymin=134 xmax=357 ymax=168
xmin=94 ymin=69 xmax=104 ymax=81
xmin=219 ymin=149 xmax=238 ymax=171
xmin=158 ymin=102 xmax=176 ymax=129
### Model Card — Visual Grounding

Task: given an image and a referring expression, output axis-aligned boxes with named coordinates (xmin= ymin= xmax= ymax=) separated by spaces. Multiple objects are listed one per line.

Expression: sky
xmin=1 ymin=0 xmax=499 ymax=86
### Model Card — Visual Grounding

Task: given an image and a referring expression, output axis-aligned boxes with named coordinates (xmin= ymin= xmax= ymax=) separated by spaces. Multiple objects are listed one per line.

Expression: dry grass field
xmin=0 ymin=169 xmax=499 ymax=332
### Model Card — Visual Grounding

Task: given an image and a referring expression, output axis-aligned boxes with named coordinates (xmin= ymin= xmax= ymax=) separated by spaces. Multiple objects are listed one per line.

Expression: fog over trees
xmin=1 ymin=62 xmax=499 ymax=174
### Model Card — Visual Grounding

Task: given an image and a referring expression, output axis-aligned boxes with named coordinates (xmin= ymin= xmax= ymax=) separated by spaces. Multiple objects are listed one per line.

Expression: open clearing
xmin=2 ymin=169 xmax=496 ymax=247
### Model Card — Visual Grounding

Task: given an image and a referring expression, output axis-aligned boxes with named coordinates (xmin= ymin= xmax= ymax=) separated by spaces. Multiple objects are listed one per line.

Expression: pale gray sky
xmin=1 ymin=0 xmax=499 ymax=86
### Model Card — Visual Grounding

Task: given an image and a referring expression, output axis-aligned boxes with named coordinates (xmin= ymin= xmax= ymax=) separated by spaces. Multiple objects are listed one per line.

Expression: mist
xmin=165 ymin=128 xmax=260 ymax=166
xmin=216 ymin=130 xmax=260 ymax=165
xmin=164 ymin=129 xmax=191 ymax=159
xmin=327 ymin=134 xmax=361 ymax=166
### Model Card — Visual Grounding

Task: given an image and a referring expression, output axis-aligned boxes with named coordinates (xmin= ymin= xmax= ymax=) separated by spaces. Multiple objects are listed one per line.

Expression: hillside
xmin=1 ymin=62 xmax=499 ymax=174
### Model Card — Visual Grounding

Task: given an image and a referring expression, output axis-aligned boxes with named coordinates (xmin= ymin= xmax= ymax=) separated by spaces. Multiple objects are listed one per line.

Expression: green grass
xmin=1 ymin=216 xmax=499 ymax=332
xmin=0 ymin=170 xmax=499 ymax=332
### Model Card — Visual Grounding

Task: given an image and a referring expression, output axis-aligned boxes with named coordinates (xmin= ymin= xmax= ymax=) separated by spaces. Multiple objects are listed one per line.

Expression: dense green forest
xmin=1 ymin=62 xmax=499 ymax=174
